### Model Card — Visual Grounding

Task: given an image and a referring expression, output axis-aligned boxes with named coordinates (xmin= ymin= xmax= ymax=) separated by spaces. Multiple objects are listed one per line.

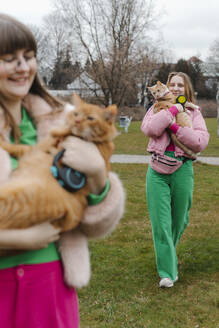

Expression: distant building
xmin=188 ymin=56 xmax=219 ymax=89
xmin=201 ymin=62 xmax=219 ymax=89
xmin=67 ymin=72 xmax=104 ymax=98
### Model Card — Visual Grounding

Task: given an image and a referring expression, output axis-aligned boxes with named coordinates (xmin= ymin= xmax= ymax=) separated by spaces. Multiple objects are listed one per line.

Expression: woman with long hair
xmin=141 ymin=72 xmax=209 ymax=288
xmin=0 ymin=13 xmax=124 ymax=327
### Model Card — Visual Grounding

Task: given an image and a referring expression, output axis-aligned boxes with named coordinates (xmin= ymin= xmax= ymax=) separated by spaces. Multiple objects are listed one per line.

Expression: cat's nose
xmin=75 ymin=119 xmax=81 ymax=124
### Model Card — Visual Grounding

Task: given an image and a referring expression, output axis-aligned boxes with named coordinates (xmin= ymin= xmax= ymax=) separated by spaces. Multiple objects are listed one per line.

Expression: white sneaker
xmin=159 ymin=278 xmax=174 ymax=288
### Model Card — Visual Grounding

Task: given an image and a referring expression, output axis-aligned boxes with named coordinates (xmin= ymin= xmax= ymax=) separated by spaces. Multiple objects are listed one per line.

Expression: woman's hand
xmin=0 ymin=222 xmax=61 ymax=250
xmin=185 ymin=101 xmax=199 ymax=110
xmin=61 ymin=136 xmax=107 ymax=194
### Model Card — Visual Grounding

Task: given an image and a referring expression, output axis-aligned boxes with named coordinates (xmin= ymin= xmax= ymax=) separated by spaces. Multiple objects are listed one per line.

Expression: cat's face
xmin=67 ymin=94 xmax=118 ymax=142
xmin=148 ymin=81 xmax=169 ymax=99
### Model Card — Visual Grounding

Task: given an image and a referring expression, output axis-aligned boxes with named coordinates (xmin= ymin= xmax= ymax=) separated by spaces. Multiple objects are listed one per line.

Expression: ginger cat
xmin=148 ymin=81 xmax=198 ymax=159
xmin=0 ymin=94 xmax=117 ymax=236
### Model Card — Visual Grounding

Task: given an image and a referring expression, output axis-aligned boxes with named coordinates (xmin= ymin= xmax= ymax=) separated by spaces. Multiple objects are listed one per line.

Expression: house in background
xmin=67 ymin=72 xmax=104 ymax=98
xmin=201 ymin=62 xmax=219 ymax=89
xmin=188 ymin=56 xmax=219 ymax=89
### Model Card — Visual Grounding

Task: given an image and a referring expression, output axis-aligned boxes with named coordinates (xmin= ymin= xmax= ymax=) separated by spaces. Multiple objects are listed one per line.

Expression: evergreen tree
xmin=154 ymin=63 xmax=173 ymax=83
xmin=49 ymin=47 xmax=81 ymax=89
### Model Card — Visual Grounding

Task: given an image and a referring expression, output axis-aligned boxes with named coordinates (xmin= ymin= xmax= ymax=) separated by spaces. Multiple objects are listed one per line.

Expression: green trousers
xmin=146 ymin=157 xmax=194 ymax=281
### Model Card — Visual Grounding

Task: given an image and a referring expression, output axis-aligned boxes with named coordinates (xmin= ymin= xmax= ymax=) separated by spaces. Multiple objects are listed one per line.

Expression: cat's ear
xmin=103 ymin=105 xmax=117 ymax=122
xmin=157 ymin=81 xmax=162 ymax=86
xmin=73 ymin=93 xmax=84 ymax=108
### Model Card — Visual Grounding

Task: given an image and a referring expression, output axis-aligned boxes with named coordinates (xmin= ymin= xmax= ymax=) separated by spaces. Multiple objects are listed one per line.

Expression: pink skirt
xmin=0 ymin=261 xmax=79 ymax=328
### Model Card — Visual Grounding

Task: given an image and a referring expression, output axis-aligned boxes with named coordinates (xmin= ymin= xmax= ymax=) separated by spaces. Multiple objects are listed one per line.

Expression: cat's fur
xmin=0 ymin=94 xmax=117 ymax=236
xmin=148 ymin=81 xmax=198 ymax=159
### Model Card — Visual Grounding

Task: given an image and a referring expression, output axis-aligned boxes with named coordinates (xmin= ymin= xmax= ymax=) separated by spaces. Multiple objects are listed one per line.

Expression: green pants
xmin=146 ymin=157 xmax=194 ymax=281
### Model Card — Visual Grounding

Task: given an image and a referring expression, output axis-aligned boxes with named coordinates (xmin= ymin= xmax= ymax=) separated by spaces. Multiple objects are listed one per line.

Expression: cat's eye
xmin=87 ymin=116 xmax=94 ymax=121
xmin=74 ymin=112 xmax=78 ymax=116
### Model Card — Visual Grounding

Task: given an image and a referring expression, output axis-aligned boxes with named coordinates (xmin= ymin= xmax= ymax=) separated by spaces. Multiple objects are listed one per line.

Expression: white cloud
xmin=156 ymin=0 xmax=219 ymax=61
xmin=0 ymin=0 xmax=53 ymax=25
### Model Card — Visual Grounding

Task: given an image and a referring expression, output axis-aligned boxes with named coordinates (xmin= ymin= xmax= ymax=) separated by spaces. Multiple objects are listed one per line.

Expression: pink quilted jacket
xmin=141 ymin=104 xmax=209 ymax=157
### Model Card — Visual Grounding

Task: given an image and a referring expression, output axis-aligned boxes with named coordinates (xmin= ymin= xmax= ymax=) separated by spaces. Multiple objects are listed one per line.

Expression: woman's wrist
xmin=0 ymin=229 xmax=29 ymax=250
xmin=169 ymin=122 xmax=180 ymax=134
xmin=86 ymin=161 xmax=107 ymax=194
xmin=169 ymin=104 xmax=183 ymax=116
xmin=87 ymin=180 xmax=110 ymax=206
xmin=168 ymin=105 xmax=179 ymax=117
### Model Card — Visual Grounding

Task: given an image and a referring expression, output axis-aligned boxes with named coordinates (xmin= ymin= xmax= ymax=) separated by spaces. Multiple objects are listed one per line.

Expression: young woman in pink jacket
xmin=0 ymin=14 xmax=125 ymax=327
xmin=141 ymin=72 xmax=209 ymax=288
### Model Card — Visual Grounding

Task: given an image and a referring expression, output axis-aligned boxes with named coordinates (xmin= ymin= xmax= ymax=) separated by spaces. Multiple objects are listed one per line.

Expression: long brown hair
xmin=166 ymin=72 xmax=195 ymax=103
xmin=0 ymin=13 xmax=63 ymax=142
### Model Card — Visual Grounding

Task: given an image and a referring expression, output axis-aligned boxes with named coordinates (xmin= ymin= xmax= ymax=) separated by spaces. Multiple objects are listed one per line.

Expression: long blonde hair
xmin=0 ymin=13 xmax=63 ymax=142
xmin=166 ymin=72 xmax=195 ymax=103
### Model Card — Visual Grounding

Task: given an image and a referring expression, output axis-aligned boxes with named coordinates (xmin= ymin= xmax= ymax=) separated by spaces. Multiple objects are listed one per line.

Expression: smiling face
xmin=0 ymin=49 xmax=37 ymax=102
xmin=0 ymin=14 xmax=38 ymax=105
xmin=168 ymin=75 xmax=185 ymax=97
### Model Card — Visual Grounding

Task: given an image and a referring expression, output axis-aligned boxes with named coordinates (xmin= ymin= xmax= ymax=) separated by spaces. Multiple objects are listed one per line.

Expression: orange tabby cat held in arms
xmin=0 ymin=14 xmax=125 ymax=327
xmin=0 ymin=94 xmax=118 ymax=233
xmin=148 ymin=81 xmax=199 ymax=159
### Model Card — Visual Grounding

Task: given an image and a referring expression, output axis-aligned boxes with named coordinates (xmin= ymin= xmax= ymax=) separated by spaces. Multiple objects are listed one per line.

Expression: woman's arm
xmin=172 ymin=109 xmax=209 ymax=153
xmin=0 ymin=223 xmax=61 ymax=250
xmin=141 ymin=104 xmax=183 ymax=138
xmin=80 ymin=171 xmax=125 ymax=239
xmin=61 ymin=136 xmax=125 ymax=239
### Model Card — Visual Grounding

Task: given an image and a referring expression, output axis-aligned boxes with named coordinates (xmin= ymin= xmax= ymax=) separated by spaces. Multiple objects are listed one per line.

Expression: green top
xmin=0 ymin=107 xmax=60 ymax=269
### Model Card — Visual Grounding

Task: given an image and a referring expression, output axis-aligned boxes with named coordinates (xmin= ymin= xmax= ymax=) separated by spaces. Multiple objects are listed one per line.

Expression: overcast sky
xmin=1 ymin=0 xmax=218 ymax=62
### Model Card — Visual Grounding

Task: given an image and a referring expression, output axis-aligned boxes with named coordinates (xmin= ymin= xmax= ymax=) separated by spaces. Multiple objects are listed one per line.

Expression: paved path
xmin=111 ymin=154 xmax=219 ymax=165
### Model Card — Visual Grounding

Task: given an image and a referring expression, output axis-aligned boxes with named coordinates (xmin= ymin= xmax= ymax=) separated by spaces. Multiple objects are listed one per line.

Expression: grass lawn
xmin=114 ymin=118 xmax=219 ymax=157
xmin=78 ymin=162 xmax=219 ymax=328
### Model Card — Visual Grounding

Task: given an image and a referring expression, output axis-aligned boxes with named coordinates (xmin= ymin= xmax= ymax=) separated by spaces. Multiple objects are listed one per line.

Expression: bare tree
xmin=30 ymin=11 xmax=79 ymax=87
xmin=208 ymin=39 xmax=219 ymax=63
xmin=53 ymin=0 xmax=162 ymax=105
xmin=43 ymin=12 xmax=71 ymax=61
xmin=135 ymin=41 xmax=170 ymax=106
xmin=29 ymin=24 xmax=53 ymax=83
xmin=206 ymin=38 xmax=219 ymax=84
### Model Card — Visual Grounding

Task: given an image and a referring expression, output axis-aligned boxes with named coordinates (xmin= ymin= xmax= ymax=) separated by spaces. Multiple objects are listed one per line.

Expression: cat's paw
xmin=64 ymin=267 xmax=90 ymax=289
xmin=59 ymin=230 xmax=91 ymax=289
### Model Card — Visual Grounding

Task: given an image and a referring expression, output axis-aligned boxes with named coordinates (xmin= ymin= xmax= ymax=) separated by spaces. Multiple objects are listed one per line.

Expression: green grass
xmin=78 ymin=163 xmax=219 ymax=328
xmin=114 ymin=118 xmax=219 ymax=157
